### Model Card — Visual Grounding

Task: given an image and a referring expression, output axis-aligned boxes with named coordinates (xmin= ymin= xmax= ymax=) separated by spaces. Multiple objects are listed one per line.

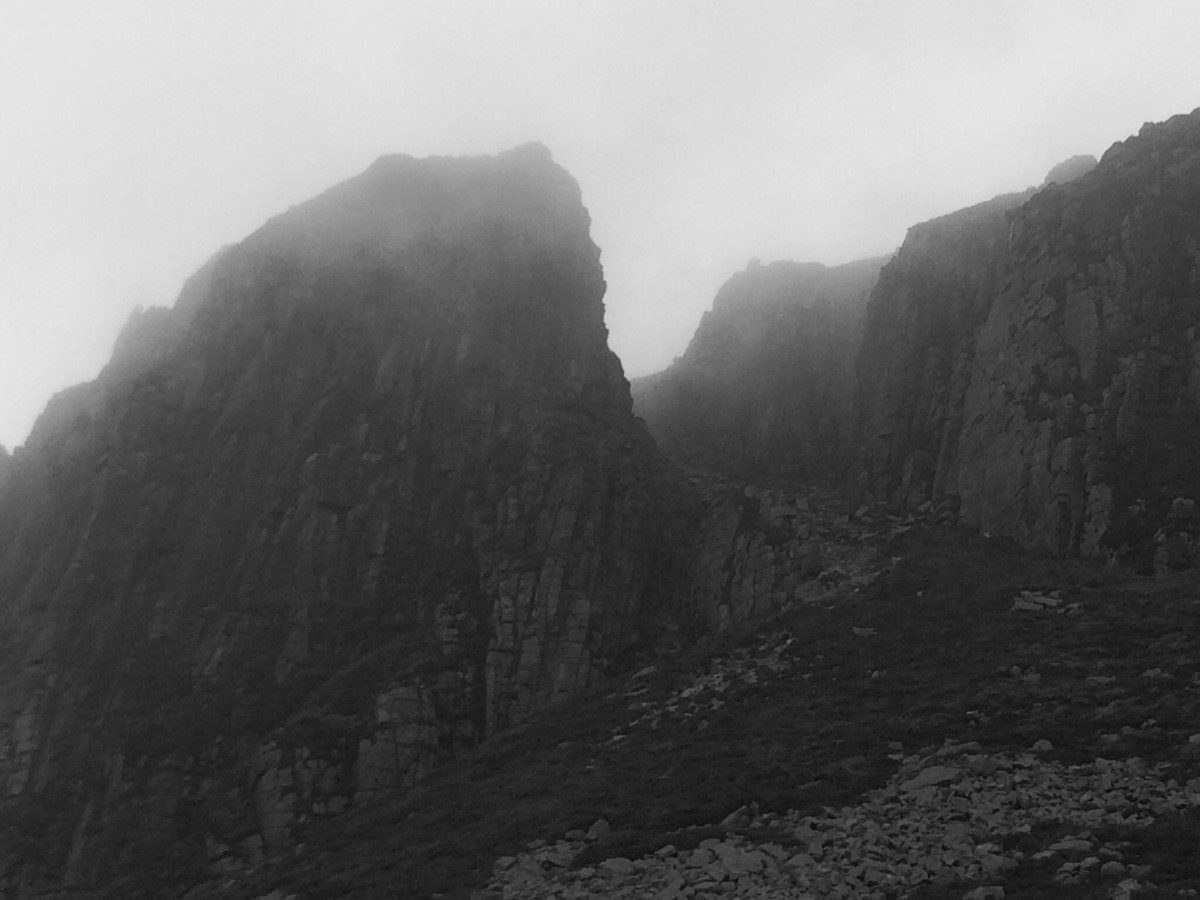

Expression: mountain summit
xmin=632 ymin=257 xmax=886 ymax=483
xmin=0 ymin=145 xmax=671 ymax=894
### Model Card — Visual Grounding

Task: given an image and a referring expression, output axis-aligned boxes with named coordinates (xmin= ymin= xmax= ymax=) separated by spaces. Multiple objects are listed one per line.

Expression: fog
xmin=3 ymin=0 xmax=1199 ymax=449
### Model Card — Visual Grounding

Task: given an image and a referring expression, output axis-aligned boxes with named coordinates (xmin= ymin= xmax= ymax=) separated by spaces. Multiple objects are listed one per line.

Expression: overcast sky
xmin=2 ymin=1 xmax=1199 ymax=450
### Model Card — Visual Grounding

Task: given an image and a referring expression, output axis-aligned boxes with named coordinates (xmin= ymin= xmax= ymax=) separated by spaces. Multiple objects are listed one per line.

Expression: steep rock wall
xmin=855 ymin=110 xmax=1200 ymax=563
xmin=0 ymin=145 xmax=676 ymax=894
xmin=632 ymin=258 xmax=885 ymax=483
xmin=852 ymin=190 xmax=1034 ymax=508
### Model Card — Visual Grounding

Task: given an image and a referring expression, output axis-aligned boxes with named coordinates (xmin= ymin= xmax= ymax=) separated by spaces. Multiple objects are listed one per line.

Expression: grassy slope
xmin=204 ymin=523 xmax=1200 ymax=900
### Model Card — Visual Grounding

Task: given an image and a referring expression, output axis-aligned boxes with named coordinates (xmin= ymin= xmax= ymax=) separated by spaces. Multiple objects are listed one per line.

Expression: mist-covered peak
xmin=633 ymin=254 xmax=885 ymax=482
xmin=251 ymin=143 xmax=591 ymax=262
xmin=1042 ymin=154 xmax=1098 ymax=186
xmin=1098 ymin=107 xmax=1200 ymax=171
xmin=711 ymin=257 xmax=885 ymax=315
xmin=711 ymin=259 xmax=832 ymax=313
xmin=104 ymin=305 xmax=179 ymax=380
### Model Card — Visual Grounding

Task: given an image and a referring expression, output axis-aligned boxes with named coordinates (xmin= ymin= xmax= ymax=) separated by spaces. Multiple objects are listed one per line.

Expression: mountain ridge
xmin=2 ymin=110 xmax=1200 ymax=898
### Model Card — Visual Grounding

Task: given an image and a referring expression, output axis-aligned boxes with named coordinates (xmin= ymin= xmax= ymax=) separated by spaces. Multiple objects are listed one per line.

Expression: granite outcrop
xmin=1042 ymin=154 xmax=1098 ymax=187
xmin=632 ymin=258 xmax=885 ymax=484
xmin=0 ymin=145 xmax=679 ymax=895
xmin=854 ymin=109 xmax=1200 ymax=566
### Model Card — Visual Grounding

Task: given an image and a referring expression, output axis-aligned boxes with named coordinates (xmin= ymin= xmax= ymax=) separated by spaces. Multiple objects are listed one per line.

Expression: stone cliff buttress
xmin=0 ymin=144 xmax=675 ymax=894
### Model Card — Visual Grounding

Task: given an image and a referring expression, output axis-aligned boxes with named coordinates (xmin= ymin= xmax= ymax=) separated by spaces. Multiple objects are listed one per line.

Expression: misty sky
xmin=2 ymin=1 xmax=1199 ymax=450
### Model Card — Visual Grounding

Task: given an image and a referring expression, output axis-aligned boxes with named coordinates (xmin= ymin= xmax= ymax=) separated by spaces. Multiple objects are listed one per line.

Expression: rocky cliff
xmin=8 ymin=106 xmax=1200 ymax=900
xmin=632 ymin=258 xmax=885 ymax=483
xmin=855 ymin=109 xmax=1200 ymax=566
xmin=0 ymin=145 xmax=680 ymax=895
xmin=852 ymin=189 xmax=1035 ymax=510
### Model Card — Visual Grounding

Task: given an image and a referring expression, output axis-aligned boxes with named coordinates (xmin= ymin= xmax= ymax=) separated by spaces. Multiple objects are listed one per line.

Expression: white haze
xmin=2 ymin=0 xmax=1199 ymax=449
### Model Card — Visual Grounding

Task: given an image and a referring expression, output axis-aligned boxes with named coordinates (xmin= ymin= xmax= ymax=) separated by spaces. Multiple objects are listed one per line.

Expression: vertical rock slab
xmin=0 ymin=144 xmax=672 ymax=893
xmin=855 ymin=108 xmax=1200 ymax=562
xmin=852 ymin=189 xmax=1033 ymax=509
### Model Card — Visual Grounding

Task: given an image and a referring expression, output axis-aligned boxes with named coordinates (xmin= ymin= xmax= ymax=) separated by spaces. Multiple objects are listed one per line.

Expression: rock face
xmin=855 ymin=109 xmax=1200 ymax=564
xmin=852 ymin=190 xmax=1035 ymax=511
xmin=632 ymin=258 xmax=885 ymax=483
xmin=674 ymin=475 xmax=828 ymax=634
xmin=0 ymin=145 xmax=676 ymax=894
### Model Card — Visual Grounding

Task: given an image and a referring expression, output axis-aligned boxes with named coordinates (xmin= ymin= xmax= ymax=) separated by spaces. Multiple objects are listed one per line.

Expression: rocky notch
xmin=0 ymin=144 xmax=677 ymax=894
xmin=632 ymin=257 xmax=885 ymax=483
xmin=854 ymin=109 xmax=1200 ymax=565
